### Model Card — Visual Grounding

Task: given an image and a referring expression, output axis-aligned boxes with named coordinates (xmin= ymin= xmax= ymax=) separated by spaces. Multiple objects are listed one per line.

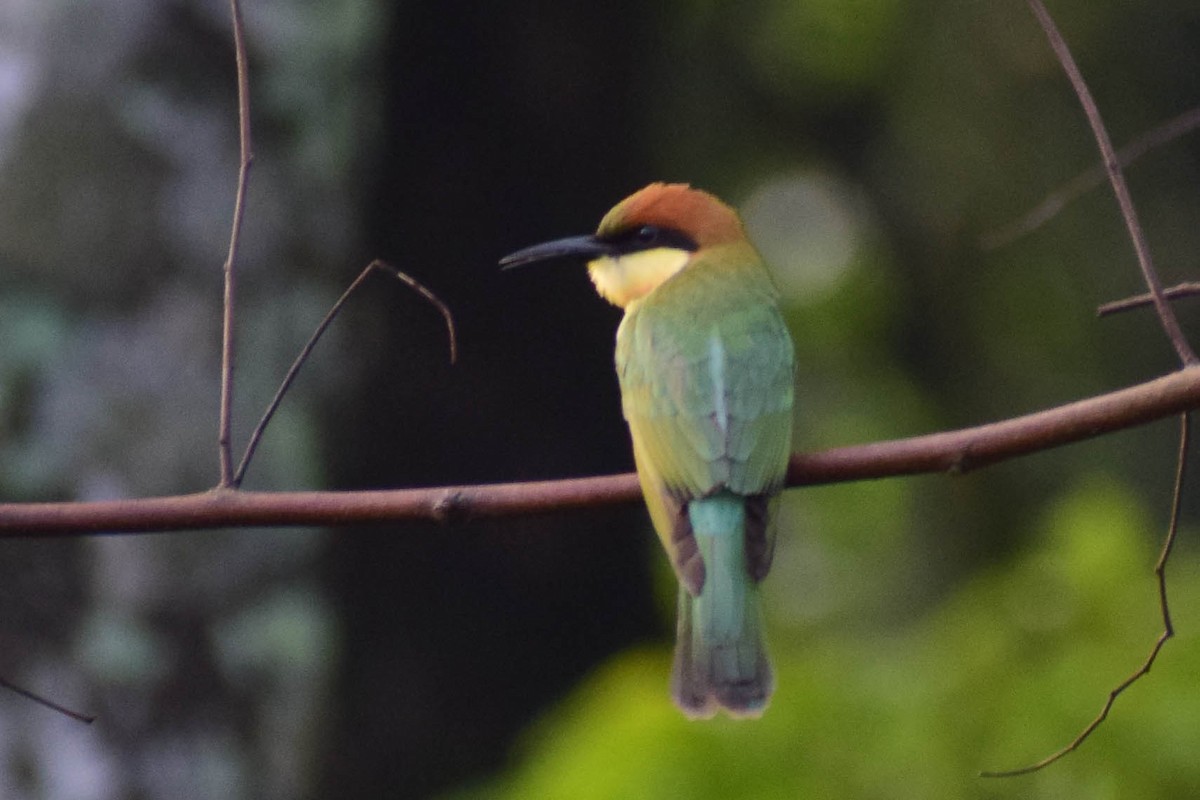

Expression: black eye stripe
xmin=601 ymin=225 xmax=698 ymax=255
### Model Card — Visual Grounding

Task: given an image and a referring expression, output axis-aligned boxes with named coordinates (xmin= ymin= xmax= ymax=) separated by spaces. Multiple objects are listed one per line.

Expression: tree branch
xmin=232 ymin=260 xmax=457 ymax=487
xmin=982 ymin=412 xmax=1190 ymax=777
xmin=0 ymin=676 xmax=93 ymax=724
xmin=218 ymin=0 xmax=254 ymax=487
xmin=4 ymin=366 xmax=1200 ymax=536
xmin=982 ymin=106 xmax=1200 ymax=249
xmin=1098 ymin=281 xmax=1200 ymax=317
xmin=1027 ymin=0 xmax=1197 ymax=366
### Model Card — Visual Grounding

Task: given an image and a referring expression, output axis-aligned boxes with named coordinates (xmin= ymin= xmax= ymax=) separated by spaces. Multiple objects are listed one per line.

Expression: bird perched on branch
xmin=502 ymin=183 xmax=795 ymax=718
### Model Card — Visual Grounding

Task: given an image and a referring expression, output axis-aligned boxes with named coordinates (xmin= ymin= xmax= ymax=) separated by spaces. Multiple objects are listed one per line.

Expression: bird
xmin=501 ymin=183 xmax=795 ymax=719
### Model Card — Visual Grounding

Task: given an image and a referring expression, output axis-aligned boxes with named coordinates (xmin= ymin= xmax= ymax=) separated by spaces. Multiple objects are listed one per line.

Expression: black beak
xmin=499 ymin=235 xmax=613 ymax=269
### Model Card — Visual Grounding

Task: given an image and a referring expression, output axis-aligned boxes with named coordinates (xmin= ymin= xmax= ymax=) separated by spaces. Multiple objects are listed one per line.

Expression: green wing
xmin=616 ymin=243 xmax=794 ymax=582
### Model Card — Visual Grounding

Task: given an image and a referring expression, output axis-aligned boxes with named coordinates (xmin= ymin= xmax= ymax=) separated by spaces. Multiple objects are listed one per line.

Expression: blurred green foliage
xmin=456 ymin=479 xmax=1200 ymax=798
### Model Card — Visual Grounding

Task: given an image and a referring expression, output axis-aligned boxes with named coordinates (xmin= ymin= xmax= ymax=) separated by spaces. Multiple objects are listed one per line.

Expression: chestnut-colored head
xmin=500 ymin=183 xmax=749 ymax=308
xmin=596 ymin=183 xmax=745 ymax=249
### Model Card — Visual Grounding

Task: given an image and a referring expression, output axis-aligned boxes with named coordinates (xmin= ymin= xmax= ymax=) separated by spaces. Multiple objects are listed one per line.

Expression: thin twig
xmin=983 ymin=107 xmax=1200 ymax=249
xmin=982 ymin=412 xmax=1190 ymax=777
xmin=0 ymin=676 xmax=94 ymax=724
xmin=218 ymin=0 xmax=255 ymax=488
xmin=232 ymin=260 xmax=457 ymax=486
xmin=1027 ymin=0 xmax=1197 ymax=366
xmin=5 ymin=365 xmax=1200 ymax=535
xmin=1098 ymin=281 xmax=1200 ymax=317
xmin=372 ymin=261 xmax=458 ymax=367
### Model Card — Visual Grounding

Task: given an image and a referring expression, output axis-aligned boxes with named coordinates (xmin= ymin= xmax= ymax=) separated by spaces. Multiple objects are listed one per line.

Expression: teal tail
xmin=671 ymin=492 xmax=773 ymax=719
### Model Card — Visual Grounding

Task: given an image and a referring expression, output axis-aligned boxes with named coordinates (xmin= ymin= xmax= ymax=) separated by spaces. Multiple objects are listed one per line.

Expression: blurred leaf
xmin=455 ymin=476 xmax=1200 ymax=798
xmin=740 ymin=0 xmax=903 ymax=101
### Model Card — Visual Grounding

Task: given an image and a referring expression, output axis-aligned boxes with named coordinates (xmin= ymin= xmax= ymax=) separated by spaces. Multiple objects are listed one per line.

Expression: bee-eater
xmin=501 ymin=183 xmax=795 ymax=718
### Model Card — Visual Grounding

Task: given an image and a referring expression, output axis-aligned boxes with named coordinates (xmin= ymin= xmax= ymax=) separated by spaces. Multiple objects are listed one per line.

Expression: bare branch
xmin=1098 ymin=281 xmax=1200 ymax=317
xmin=233 ymin=261 xmax=457 ymax=486
xmin=1027 ymin=0 xmax=1197 ymax=365
xmin=372 ymin=261 xmax=458 ymax=366
xmin=4 ymin=366 xmax=1200 ymax=535
xmin=0 ymin=475 xmax=640 ymax=535
xmin=983 ymin=107 xmax=1200 ymax=249
xmin=218 ymin=0 xmax=254 ymax=488
xmin=982 ymin=412 xmax=1190 ymax=777
xmin=0 ymin=676 xmax=94 ymax=724
xmin=783 ymin=366 xmax=1200 ymax=482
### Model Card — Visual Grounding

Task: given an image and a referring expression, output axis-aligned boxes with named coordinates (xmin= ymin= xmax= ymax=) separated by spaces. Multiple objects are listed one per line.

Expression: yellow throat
xmin=586 ymin=247 xmax=691 ymax=308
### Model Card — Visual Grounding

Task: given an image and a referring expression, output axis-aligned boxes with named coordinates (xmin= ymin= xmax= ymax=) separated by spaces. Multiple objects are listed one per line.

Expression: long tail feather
xmin=670 ymin=492 xmax=772 ymax=718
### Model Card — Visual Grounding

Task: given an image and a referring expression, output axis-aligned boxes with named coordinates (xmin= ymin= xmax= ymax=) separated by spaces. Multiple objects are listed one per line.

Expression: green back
xmin=615 ymin=241 xmax=794 ymax=546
